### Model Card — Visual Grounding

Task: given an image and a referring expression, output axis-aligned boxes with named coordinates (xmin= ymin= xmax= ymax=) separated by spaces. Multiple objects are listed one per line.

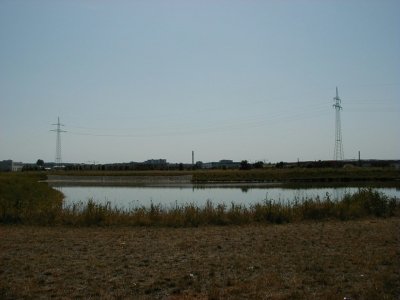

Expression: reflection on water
xmin=54 ymin=185 xmax=400 ymax=210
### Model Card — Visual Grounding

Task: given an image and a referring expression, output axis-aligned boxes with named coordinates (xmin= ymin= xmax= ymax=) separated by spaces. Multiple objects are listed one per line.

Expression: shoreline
xmin=45 ymin=174 xmax=283 ymax=187
xmin=45 ymin=174 xmax=400 ymax=188
xmin=45 ymin=174 xmax=193 ymax=186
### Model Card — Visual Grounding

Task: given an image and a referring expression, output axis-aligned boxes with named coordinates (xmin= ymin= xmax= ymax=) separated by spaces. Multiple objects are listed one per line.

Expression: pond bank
xmin=46 ymin=175 xmax=193 ymax=186
xmin=46 ymin=172 xmax=400 ymax=188
xmin=47 ymin=168 xmax=400 ymax=185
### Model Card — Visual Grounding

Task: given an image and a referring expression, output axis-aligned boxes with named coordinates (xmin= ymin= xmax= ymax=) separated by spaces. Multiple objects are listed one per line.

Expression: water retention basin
xmin=51 ymin=184 xmax=400 ymax=210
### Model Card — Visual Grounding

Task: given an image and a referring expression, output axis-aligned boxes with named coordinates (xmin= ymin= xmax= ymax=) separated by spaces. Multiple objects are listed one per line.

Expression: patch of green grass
xmin=0 ymin=173 xmax=63 ymax=224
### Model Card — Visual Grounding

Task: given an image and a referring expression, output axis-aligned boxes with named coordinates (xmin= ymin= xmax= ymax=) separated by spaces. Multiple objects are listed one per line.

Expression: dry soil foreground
xmin=1 ymin=219 xmax=399 ymax=299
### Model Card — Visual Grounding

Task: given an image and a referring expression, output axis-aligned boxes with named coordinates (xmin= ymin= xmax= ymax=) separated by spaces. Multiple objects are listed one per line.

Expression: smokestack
xmin=192 ymin=151 xmax=194 ymax=165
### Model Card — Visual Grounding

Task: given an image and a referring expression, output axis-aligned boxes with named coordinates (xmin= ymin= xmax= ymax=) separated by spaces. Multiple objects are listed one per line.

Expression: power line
xmin=65 ymin=102 xmax=330 ymax=138
xmin=66 ymin=108 xmax=330 ymax=139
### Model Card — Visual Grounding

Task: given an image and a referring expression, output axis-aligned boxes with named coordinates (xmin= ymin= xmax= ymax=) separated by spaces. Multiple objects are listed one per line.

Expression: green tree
xmin=253 ymin=161 xmax=264 ymax=169
xmin=36 ymin=159 xmax=44 ymax=168
xmin=240 ymin=160 xmax=251 ymax=170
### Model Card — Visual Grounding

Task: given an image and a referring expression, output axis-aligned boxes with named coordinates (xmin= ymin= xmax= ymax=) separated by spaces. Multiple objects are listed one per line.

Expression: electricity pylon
xmin=51 ymin=117 xmax=66 ymax=166
xmin=333 ymin=87 xmax=344 ymax=161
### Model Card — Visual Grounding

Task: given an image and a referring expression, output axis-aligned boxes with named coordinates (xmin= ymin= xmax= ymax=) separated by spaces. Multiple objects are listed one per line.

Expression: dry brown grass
xmin=1 ymin=218 xmax=399 ymax=299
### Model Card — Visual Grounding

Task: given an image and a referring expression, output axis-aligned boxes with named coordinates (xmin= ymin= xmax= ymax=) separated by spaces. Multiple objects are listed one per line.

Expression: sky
xmin=0 ymin=0 xmax=399 ymax=164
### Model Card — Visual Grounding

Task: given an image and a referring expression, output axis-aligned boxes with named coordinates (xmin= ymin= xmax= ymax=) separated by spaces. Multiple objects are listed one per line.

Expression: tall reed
xmin=57 ymin=188 xmax=399 ymax=227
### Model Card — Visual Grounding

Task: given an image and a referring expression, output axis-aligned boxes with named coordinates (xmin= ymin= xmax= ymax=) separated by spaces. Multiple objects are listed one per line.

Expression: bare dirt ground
xmin=1 ymin=219 xmax=399 ymax=299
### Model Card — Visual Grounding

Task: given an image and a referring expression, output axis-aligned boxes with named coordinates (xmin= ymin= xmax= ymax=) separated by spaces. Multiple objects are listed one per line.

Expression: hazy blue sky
xmin=1 ymin=0 xmax=399 ymax=164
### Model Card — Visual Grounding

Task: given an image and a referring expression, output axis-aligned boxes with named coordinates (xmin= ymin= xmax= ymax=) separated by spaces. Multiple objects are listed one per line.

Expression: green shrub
xmin=337 ymin=188 xmax=398 ymax=220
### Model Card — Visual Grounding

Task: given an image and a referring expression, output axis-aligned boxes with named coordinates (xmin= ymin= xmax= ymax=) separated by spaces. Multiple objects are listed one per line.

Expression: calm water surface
xmin=56 ymin=185 xmax=400 ymax=210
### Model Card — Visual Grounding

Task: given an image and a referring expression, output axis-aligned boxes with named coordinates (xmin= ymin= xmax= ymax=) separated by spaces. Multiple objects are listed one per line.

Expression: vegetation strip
xmin=46 ymin=175 xmax=193 ymax=185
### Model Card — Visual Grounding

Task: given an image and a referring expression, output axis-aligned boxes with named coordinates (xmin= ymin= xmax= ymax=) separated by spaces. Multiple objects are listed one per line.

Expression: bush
xmin=339 ymin=188 xmax=398 ymax=219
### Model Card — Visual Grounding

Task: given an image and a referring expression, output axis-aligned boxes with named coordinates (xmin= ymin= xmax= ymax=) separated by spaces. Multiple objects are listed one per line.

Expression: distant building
xmin=144 ymin=159 xmax=167 ymax=166
xmin=0 ymin=160 xmax=24 ymax=172
xmin=202 ymin=160 xmax=240 ymax=169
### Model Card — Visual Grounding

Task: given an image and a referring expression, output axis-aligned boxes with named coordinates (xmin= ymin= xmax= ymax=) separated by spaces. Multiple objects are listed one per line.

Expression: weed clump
xmin=338 ymin=188 xmax=398 ymax=219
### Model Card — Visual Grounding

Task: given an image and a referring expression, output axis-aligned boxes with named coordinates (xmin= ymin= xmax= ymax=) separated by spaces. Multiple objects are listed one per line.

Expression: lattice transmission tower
xmin=51 ymin=117 xmax=66 ymax=166
xmin=333 ymin=87 xmax=344 ymax=161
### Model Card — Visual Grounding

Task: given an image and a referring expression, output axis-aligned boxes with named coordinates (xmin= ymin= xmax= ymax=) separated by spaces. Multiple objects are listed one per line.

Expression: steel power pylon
xmin=51 ymin=117 xmax=66 ymax=166
xmin=333 ymin=87 xmax=344 ymax=161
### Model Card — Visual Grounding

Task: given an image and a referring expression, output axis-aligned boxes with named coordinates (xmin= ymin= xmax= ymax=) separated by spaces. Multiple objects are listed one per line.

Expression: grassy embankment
xmin=193 ymin=167 xmax=400 ymax=183
xmin=0 ymin=173 xmax=63 ymax=225
xmin=54 ymin=167 xmax=400 ymax=183
xmin=1 ymin=172 xmax=399 ymax=226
